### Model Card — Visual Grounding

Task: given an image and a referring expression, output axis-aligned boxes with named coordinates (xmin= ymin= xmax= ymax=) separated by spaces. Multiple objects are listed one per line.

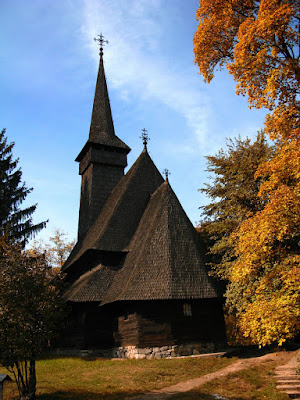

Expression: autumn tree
xmin=0 ymin=129 xmax=47 ymax=244
xmin=0 ymin=242 xmax=66 ymax=400
xmin=199 ymin=132 xmax=273 ymax=280
xmin=30 ymin=229 xmax=75 ymax=270
xmin=198 ymin=133 xmax=273 ymax=345
xmin=194 ymin=0 xmax=300 ymax=346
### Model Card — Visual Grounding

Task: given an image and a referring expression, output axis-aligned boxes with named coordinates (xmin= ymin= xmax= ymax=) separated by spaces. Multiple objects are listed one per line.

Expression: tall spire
xmin=76 ymin=34 xmax=130 ymax=162
xmin=76 ymin=35 xmax=130 ymax=240
xmin=89 ymin=34 xmax=115 ymax=142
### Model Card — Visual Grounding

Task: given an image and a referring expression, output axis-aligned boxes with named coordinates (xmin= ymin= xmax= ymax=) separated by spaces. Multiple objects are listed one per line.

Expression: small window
xmin=183 ymin=303 xmax=192 ymax=317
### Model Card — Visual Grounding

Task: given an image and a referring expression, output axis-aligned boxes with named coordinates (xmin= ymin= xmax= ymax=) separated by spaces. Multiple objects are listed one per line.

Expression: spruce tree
xmin=0 ymin=128 xmax=47 ymax=244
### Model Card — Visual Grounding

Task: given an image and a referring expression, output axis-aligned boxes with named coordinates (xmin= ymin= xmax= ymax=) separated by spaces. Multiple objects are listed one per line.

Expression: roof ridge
xmin=92 ymin=150 xmax=160 ymax=248
xmin=116 ymin=181 xmax=166 ymax=300
xmin=64 ymin=150 xmax=164 ymax=270
xmin=102 ymin=178 xmax=218 ymax=303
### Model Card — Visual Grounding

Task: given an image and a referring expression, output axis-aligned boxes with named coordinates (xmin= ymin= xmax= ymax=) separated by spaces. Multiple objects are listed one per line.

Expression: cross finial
xmin=163 ymin=168 xmax=171 ymax=182
xmin=140 ymin=128 xmax=150 ymax=151
xmin=94 ymin=33 xmax=109 ymax=57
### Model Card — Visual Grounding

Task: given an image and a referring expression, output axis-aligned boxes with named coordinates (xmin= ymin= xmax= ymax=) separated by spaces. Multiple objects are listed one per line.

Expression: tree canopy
xmin=0 ymin=129 xmax=47 ymax=244
xmin=194 ymin=0 xmax=300 ymax=346
xmin=194 ymin=0 xmax=299 ymax=142
xmin=0 ymin=242 xmax=66 ymax=400
xmin=30 ymin=228 xmax=75 ymax=270
xmin=198 ymin=132 xmax=273 ymax=281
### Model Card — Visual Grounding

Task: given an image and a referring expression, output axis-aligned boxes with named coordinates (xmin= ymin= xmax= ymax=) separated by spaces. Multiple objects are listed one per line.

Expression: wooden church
xmin=62 ymin=37 xmax=226 ymax=357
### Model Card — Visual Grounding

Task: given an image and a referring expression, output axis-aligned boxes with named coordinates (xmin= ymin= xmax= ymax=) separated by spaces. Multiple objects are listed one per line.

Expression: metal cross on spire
xmin=163 ymin=168 xmax=171 ymax=182
xmin=140 ymin=128 xmax=150 ymax=150
xmin=94 ymin=33 xmax=109 ymax=57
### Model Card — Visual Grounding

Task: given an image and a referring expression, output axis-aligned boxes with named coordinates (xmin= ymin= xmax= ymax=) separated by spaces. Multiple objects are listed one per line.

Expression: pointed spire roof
xmin=102 ymin=181 xmax=219 ymax=304
xmin=63 ymin=149 xmax=164 ymax=271
xmin=76 ymin=51 xmax=130 ymax=162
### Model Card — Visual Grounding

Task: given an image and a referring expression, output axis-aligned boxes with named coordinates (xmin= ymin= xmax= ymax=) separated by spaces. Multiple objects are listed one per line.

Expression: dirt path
xmin=126 ymin=350 xmax=299 ymax=400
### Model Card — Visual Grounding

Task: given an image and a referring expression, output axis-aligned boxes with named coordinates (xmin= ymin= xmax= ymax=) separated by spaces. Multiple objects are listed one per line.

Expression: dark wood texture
xmin=115 ymin=300 xmax=226 ymax=348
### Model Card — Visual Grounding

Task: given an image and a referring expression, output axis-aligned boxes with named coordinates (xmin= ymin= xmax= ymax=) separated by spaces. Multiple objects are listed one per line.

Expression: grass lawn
xmin=171 ymin=357 xmax=291 ymax=400
xmin=0 ymin=354 xmax=234 ymax=399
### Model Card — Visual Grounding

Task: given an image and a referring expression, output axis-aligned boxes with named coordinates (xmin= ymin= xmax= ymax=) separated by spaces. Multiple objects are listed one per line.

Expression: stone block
xmin=138 ymin=348 xmax=152 ymax=355
xmin=160 ymin=346 xmax=169 ymax=351
xmin=135 ymin=354 xmax=146 ymax=359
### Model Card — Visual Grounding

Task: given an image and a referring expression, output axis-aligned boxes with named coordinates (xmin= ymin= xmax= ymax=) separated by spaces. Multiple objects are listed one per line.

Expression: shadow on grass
xmin=37 ymin=392 xmax=246 ymax=400
xmin=225 ymin=345 xmax=275 ymax=359
xmin=171 ymin=392 xmax=245 ymax=400
xmin=37 ymin=389 xmax=142 ymax=400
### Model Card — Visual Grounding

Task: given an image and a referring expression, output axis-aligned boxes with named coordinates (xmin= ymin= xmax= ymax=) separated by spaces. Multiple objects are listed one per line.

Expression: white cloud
xmin=80 ymin=0 xmax=210 ymax=151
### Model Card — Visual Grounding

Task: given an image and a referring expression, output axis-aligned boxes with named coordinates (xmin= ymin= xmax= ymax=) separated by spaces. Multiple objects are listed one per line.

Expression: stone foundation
xmin=111 ymin=343 xmax=215 ymax=359
xmin=53 ymin=342 xmax=223 ymax=359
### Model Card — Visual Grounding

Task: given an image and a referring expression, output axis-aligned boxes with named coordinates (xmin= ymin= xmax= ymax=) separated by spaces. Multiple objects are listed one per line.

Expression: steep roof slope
xmin=102 ymin=180 xmax=219 ymax=304
xmin=63 ymin=149 xmax=164 ymax=271
xmin=63 ymin=263 xmax=115 ymax=302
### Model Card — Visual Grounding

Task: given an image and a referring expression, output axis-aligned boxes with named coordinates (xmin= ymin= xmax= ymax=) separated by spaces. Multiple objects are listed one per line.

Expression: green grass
xmin=171 ymin=360 xmax=290 ymax=400
xmin=0 ymin=354 xmax=234 ymax=400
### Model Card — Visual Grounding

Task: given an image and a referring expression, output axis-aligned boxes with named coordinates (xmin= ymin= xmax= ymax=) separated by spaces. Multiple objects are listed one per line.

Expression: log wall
xmin=115 ymin=299 xmax=226 ymax=348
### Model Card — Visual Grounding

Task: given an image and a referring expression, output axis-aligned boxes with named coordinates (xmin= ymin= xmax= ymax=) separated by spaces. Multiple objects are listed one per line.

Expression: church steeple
xmin=76 ymin=35 xmax=130 ymax=163
xmin=88 ymin=50 xmax=115 ymax=142
xmin=76 ymin=36 xmax=131 ymax=240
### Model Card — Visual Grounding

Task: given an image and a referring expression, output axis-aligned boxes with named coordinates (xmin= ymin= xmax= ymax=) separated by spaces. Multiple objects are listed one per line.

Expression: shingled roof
xmin=63 ymin=148 xmax=164 ymax=272
xmin=76 ymin=55 xmax=130 ymax=162
xmin=101 ymin=180 xmax=218 ymax=304
xmin=63 ymin=263 xmax=115 ymax=302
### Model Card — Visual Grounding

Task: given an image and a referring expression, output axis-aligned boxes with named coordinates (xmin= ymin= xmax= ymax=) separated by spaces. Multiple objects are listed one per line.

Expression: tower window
xmin=183 ymin=303 xmax=192 ymax=317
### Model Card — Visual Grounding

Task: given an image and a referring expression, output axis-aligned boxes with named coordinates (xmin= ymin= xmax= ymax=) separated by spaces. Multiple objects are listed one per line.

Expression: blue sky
xmin=1 ymin=0 xmax=267 ymax=244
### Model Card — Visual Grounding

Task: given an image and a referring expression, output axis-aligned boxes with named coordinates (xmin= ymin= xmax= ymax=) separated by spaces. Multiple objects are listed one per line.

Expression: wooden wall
xmin=62 ymin=299 xmax=226 ymax=349
xmin=62 ymin=302 xmax=116 ymax=348
xmin=114 ymin=299 xmax=226 ymax=348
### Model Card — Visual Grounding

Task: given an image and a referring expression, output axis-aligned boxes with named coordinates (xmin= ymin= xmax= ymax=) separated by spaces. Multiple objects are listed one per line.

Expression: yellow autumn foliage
xmin=194 ymin=0 xmax=300 ymax=346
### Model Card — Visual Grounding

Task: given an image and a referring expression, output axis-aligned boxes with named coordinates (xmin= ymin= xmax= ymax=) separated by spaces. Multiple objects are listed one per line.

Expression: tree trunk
xmin=19 ymin=360 xmax=36 ymax=400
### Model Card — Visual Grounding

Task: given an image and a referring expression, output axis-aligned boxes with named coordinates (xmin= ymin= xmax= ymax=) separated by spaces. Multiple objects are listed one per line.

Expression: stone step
xmin=276 ymin=384 xmax=300 ymax=390
xmin=275 ymin=350 xmax=300 ymax=400
xmin=276 ymin=371 xmax=297 ymax=376
xmin=277 ymin=389 xmax=300 ymax=396
xmin=276 ymin=366 xmax=297 ymax=371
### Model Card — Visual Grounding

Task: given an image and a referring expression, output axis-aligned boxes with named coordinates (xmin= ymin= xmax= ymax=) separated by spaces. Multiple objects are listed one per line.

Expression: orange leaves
xmin=230 ymin=0 xmax=299 ymax=109
xmin=228 ymin=140 xmax=300 ymax=345
xmin=264 ymin=104 xmax=300 ymax=142
xmin=194 ymin=0 xmax=300 ymax=346
xmin=194 ymin=0 xmax=246 ymax=82
xmin=194 ymin=0 xmax=300 ymax=110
